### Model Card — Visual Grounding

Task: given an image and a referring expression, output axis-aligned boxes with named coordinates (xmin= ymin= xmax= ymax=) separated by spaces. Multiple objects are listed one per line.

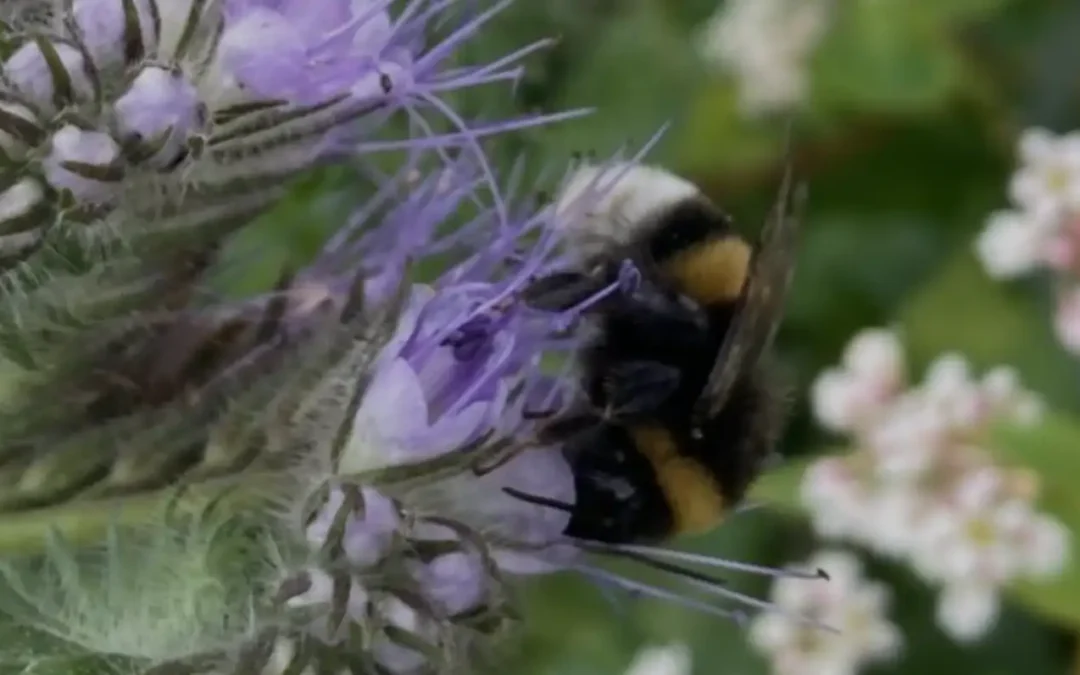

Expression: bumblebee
xmin=511 ymin=161 xmax=802 ymax=547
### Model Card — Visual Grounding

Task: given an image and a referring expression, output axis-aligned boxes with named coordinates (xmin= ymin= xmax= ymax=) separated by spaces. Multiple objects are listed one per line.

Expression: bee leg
xmin=502 ymin=486 xmax=575 ymax=514
xmin=602 ymin=360 xmax=681 ymax=421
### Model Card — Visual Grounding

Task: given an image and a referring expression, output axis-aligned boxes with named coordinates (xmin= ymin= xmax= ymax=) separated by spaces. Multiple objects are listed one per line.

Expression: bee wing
xmin=694 ymin=165 xmax=803 ymax=422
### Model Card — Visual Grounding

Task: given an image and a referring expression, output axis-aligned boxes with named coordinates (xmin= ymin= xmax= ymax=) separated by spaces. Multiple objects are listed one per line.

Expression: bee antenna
xmin=502 ymin=487 xmax=575 ymax=514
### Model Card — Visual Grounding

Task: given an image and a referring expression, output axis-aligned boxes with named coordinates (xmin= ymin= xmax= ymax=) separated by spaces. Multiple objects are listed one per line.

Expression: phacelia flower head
xmin=0 ymin=0 xmax=537 ymax=268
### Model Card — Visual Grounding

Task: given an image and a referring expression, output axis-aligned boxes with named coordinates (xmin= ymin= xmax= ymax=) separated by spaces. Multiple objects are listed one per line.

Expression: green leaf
xmin=534 ymin=3 xmax=704 ymax=165
xmin=988 ymin=415 xmax=1080 ymax=627
xmin=900 ymin=251 xmax=1080 ymax=412
xmin=921 ymin=0 xmax=1014 ymax=22
xmin=749 ymin=455 xmax=817 ymax=514
xmin=673 ymin=85 xmax=785 ymax=176
xmin=812 ymin=0 xmax=963 ymax=114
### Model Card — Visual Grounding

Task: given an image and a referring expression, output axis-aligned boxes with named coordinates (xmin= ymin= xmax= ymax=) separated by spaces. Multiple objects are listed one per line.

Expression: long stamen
xmin=589 ymin=543 xmax=829 ymax=581
xmin=578 ymin=544 xmax=733 ymax=588
xmin=573 ymin=565 xmax=750 ymax=625
xmin=500 ymin=489 xmax=836 ymax=631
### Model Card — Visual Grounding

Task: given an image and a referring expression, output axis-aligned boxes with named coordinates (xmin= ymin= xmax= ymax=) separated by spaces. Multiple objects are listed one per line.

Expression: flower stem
xmin=0 ymin=471 xmax=291 ymax=556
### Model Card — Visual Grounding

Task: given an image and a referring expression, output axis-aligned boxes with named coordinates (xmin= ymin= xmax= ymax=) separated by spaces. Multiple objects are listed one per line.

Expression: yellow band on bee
xmin=664 ymin=237 xmax=751 ymax=307
xmin=629 ymin=426 xmax=725 ymax=535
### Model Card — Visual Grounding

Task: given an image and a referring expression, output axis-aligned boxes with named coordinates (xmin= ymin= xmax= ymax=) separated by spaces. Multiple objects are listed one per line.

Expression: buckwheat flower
xmin=811 ymin=328 xmax=904 ymax=433
xmin=1054 ymin=285 xmax=1080 ymax=353
xmin=1008 ymin=128 xmax=1080 ymax=219
xmin=805 ymin=328 xmax=1064 ymax=644
xmin=910 ymin=469 xmax=1067 ymax=642
xmin=696 ymin=0 xmax=831 ymax=116
xmin=865 ymin=395 xmax=947 ymax=480
xmin=979 ymin=366 xmax=1045 ymax=424
xmin=750 ymin=550 xmax=901 ymax=675
xmin=623 ymin=643 xmax=693 ymax=675
xmin=975 ymin=209 xmax=1057 ymax=279
xmin=801 ymin=457 xmax=873 ymax=540
xmin=936 ymin=582 xmax=1000 ymax=643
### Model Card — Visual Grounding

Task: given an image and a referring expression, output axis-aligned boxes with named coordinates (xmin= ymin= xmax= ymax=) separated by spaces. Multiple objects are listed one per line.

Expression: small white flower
xmin=920 ymin=353 xmax=984 ymax=429
xmin=623 ymin=643 xmax=692 ymax=675
xmin=1055 ymin=285 xmax=1080 ymax=354
xmin=751 ymin=551 xmax=902 ymax=675
xmin=862 ymin=487 xmax=924 ymax=557
xmin=975 ymin=209 xmax=1056 ymax=279
xmin=1020 ymin=513 xmax=1070 ymax=578
xmin=842 ymin=328 xmax=906 ymax=385
xmin=801 ymin=458 xmax=870 ymax=540
xmin=866 ymin=395 xmax=944 ymax=480
xmin=979 ymin=366 xmax=1045 ymax=424
xmin=936 ymin=583 xmax=999 ymax=643
xmin=697 ymin=0 xmax=830 ymax=116
xmin=912 ymin=469 xmax=1028 ymax=586
xmin=1009 ymin=128 xmax=1080 ymax=219
xmin=811 ymin=328 xmax=905 ymax=433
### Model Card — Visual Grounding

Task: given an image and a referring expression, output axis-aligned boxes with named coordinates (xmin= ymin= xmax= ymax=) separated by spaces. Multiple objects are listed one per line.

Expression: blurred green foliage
xmin=232 ymin=0 xmax=1080 ymax=672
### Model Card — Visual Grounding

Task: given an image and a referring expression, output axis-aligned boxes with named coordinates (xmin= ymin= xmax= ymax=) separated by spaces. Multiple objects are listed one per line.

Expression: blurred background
xmin=227 ymin=0 xmax=1080 ymax=673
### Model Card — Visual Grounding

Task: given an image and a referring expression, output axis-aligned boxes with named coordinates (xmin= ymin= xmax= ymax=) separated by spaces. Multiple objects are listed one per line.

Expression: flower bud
xmin=0 ymin=178 xmax=48 ymax=246
xmin=372 ymin=597 xmax=440 ymax=673
xmin=304 ymin=486 xmax=401 ymax=567
xmin=0 ymin=100 xmax=44 ymax=164
xmin=68 ymin=0 xmax=159 ymax=70
xmin=114 ymin=66 xmax=203 ymax=168
xmin=3 ymin=39 xmax=96 ymax=112
xmin=42 ymin=125 xmax=124 ymax=203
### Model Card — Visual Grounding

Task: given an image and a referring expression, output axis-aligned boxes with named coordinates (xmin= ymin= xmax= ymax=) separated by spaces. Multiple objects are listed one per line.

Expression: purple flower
xmin=217 ymin=0 xmax=406 ymax=105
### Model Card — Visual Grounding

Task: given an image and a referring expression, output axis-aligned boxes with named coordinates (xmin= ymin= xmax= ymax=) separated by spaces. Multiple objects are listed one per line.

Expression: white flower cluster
xmin=622 ymin=643 xmax=692 ymax=675
xmin=974 ymin=129 xmax=1080 ymax=352
xmin=695 ymin=0 xmax=830 ymax=116
xmin=805 ymin=328 xmax=1069 ymax=642
xmin=750 ymin=550 xmax=901 ymax=675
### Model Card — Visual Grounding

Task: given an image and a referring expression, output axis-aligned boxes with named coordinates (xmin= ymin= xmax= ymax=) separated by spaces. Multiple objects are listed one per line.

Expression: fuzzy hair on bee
xmin=515 ymin=159 xmax=803 ymax=550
